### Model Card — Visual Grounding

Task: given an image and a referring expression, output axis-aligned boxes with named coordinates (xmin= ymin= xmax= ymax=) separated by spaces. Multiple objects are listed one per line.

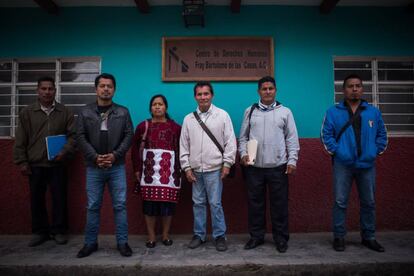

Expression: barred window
xmin=334 ymin=57 xmax=414 ymax=136
xmin=0 ymin=58 xmax=101 ymax=137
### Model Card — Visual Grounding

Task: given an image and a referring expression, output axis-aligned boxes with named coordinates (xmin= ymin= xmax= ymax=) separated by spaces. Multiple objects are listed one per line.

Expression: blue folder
xmin=45 ymin=135 xmax=67 ymax=161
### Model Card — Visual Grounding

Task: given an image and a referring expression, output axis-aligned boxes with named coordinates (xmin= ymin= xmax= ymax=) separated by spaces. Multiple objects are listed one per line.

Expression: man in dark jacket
xmin=321 ymin=74 xmax=388 ymax=252
xmin=76 ymin=73 xmax=133 ymax=258
xmin=13 ymin=76 xmax=76 ymax=247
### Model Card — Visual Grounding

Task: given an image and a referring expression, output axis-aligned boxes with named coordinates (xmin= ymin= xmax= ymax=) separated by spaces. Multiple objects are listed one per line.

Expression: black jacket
xmin=76 ymin=102 xmax=133 ymax=167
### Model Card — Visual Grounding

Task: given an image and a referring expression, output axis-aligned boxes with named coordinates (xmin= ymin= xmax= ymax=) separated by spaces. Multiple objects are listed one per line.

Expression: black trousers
xmin=245 ymin=165 xmax=289 ymax=243
xmin=29 ymin=166 xmax=68 ymax=235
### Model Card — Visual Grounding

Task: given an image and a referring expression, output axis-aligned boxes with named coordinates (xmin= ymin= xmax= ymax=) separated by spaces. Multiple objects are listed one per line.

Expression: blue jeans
xmin=84 ymin=164 xmax=128 ymax=245
xmin=333 ymin=161 xmax=376 ymax=240
xmin=192 ymin=169 xmax=226 ymax=240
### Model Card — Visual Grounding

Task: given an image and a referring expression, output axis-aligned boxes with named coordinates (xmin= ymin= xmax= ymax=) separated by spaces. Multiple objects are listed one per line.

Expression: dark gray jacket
xmin=76 ymin=102 xmax=133 ymax=167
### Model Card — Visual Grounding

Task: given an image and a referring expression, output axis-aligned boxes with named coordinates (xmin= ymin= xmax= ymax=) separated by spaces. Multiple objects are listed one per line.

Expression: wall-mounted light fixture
xmin=182 ymin=0 xmax=205 ymax=28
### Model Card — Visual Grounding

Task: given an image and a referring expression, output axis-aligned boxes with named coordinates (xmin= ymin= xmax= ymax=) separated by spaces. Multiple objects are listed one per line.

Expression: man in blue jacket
xmin=321 ymin=74 xmax=387 ymax=252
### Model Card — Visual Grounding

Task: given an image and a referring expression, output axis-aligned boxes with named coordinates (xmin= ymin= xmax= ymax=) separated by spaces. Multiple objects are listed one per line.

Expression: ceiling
xmin=0 ymin=0 xmax=412 ymax=7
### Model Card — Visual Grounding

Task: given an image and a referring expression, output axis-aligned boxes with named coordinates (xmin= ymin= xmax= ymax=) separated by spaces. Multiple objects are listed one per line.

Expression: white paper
xmin=247 ymin=139 xmax=258 ymax=165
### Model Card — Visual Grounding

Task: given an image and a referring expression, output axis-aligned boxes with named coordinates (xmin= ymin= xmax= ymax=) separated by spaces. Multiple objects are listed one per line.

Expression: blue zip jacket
xmin=321 ymin=100 xmax=387 ymax=168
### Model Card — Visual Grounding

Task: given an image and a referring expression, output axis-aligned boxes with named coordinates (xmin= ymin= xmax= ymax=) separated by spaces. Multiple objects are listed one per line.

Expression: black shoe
xmin=215 ymin=236 xmax=228 ymax=252
xmin=333 ymin=237 xmax=345 ymax=251
xmin=77 ymin=243 xmax=98 ymax=258
xmin=188 ymin=235 xmax=205 ymax=249
xmin=244 ymin=239 xmax=264 ymax=250
xmin=361 ymin=239 xmax=385 ymax=252
xmin=118 ymin=243 xmax=133 ymax=257
xmin=162 ymin=239 xmax=173 ymax=246
xmin=275 ymin=240 xmax=288 ymax=253
xmin=145 ymin=241 xmax=156 ymax=248
xmin=28 ymin=234 xmax=50 ymax=247
xmin=52 ymin=234 xmax=68 ymax=245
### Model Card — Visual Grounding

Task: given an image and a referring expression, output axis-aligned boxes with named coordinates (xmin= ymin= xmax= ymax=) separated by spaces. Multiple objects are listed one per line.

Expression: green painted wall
xmin=1 ymin=6 xmax=413 ymax=137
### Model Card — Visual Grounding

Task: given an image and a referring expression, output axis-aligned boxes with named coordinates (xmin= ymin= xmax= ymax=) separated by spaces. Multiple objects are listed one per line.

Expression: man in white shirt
xmin=180 ymin=82 xmax=236 ymax=252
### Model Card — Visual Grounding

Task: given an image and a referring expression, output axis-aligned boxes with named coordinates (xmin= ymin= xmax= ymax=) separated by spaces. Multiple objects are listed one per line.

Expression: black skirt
xmin=143 ymin=200 xmax=176 ymax=216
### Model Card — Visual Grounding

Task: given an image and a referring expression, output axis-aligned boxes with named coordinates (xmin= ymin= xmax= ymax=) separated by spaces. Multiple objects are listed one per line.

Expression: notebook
xmin=45 ymin=135 xmax=67 ymax=161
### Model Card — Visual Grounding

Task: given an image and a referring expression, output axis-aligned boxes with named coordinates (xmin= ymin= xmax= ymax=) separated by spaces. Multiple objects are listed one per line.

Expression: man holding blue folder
xmin=13 ymin=77 xmax=76 ymax=247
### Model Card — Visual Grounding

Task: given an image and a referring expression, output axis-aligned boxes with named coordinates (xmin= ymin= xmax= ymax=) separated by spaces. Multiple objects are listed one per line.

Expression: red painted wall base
xmin=1 ymin=138 xmax=413 ymax=235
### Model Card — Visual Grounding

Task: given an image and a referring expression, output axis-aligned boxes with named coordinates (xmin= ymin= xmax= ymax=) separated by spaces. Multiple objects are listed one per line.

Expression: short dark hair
xmin=37 ymin=76 xmax=55 ymax=88
xmin=193 ymin=81 xmax=214 ymax=96
xmin=95 ymin=73 xmax=116 ymax=89
xmin=258 ymin=76 xmax=276 ymax=90
xmin=342 ymin=74 xmax=363 ymax=88
xmin=149 ymin=94 xmax=171 ymax=120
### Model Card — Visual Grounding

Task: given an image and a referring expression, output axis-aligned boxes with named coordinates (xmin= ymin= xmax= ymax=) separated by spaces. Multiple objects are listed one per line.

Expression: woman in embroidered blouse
xmin=131 ymin=94 xmax=181 ymax=248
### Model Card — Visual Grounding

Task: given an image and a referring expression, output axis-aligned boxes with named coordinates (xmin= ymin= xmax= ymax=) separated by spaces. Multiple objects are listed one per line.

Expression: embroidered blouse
xmin=131 ymin=120 xmax=181 ymax=202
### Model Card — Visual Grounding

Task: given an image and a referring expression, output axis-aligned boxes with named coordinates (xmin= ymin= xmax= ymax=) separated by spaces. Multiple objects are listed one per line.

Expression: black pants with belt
xmin=29 ymin=166 xmax=68 ymax=235
xmin=245 ymin=164 xmax=289 ymax=243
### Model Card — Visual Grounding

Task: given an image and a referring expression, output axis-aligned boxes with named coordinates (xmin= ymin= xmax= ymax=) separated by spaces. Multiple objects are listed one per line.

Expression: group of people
xmin=13 ymin=72 xmax=388 ymax=258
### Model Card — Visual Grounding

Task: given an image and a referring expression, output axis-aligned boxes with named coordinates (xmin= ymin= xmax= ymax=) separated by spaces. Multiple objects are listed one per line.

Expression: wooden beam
xmin=408 ymin=1 xmax=414 ymax=13
xmin=33 ymin=0 xmax=59 ymax=15
xmin=319 ymin=0 xmax=340 ymax=14
xmin=134 ymin=0 xmax=150 ymax=14
xmin=230 ymin=0 xmax=241 ymax=13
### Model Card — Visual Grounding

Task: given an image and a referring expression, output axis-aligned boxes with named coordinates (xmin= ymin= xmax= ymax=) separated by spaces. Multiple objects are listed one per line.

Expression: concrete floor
xmin=0 ymin=231 xmax=413 ymax=275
